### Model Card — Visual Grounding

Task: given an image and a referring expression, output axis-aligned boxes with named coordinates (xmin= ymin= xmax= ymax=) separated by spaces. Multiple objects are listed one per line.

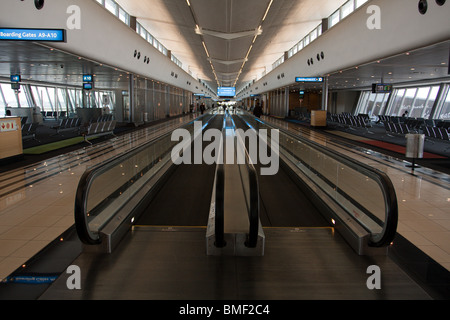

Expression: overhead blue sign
xmin=295 ymin=77 xmax=324 ymax=83
xmin=218 ymin=87 xmax=236 ymax=97
xmin=10 ymin=75 xmax=21 ymax=82
xmin=0 ymin=28 xmax=66 ymax=42
xmin=83 ymin=75 xmax=93 ymax=82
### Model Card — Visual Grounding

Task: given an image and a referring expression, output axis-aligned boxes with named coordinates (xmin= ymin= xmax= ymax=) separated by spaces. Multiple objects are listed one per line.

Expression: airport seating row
xmin=81 ymin=120 xmax=117 ymax=144
xmin=384 ymin=122 xmax=412 ymax=135
xmin=52 ymin=118 xmax=82 ymax=135
xmin=329 ymin=113 xmax=371 ymax=128
xmin=423 ymin=125 xmax=450 ymax=141
xmin=21 ymin=123 xmax=39 ymax=141
xmin=293 ymin=111 xmax=311 ymax=121
xmin=378 ymin=115 xmax=449 ymax=141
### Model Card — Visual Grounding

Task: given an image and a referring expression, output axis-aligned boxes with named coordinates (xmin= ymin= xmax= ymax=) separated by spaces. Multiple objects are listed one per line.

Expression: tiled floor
xmin=0 ymin=115 xmax=197 ymax=281
xmin=262 ymin=116 xmax=450 ymax=271
xmin=0 ymin=112 xmax=449 ymax=284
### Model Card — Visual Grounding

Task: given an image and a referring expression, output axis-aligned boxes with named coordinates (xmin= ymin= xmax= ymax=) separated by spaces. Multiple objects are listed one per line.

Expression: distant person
xmin=200 ymin=103 xmax=205 ymax=115
xmin=253 ymin=104 xmax=263 ymax=118
xmin=401 ymin=110 xmax=408 ymax=118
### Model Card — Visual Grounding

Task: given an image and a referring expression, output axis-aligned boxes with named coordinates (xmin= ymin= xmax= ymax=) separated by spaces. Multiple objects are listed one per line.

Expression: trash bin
xmin=405 ymin=133 xmax=424 ymax=170
xmin=405 ymin=134 xmax=425 ymax=159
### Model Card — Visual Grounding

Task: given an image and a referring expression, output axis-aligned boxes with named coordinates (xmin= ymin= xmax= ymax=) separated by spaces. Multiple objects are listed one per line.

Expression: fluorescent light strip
xmin=202 ymin=41 xmax=210 ymax=58
xmin=233 ymin=0 xmax=273 ymax=88
xmin=262 ymin=0 xmax=274 ymax=22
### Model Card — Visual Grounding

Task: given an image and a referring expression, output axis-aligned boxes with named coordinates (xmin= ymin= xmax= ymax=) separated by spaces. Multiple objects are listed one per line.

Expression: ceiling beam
xmin=195 ymin=27 xmax=262 ymax=40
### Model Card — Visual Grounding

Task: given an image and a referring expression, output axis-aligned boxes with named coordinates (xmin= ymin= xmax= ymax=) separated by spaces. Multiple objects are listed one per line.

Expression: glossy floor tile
xmin=0 ymin=115 xmax=198 ymax=281
xmin=262 ymin=116 xmax=450 ymax=271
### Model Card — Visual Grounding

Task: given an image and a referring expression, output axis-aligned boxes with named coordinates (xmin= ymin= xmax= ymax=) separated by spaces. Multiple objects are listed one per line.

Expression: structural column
xmin=321 ymin=76 xmax=329 ymax=111
xmin=128 ymin=73 xmax=135 ymax=123
xmin=285 ymin=86 xmax=289 ymax=117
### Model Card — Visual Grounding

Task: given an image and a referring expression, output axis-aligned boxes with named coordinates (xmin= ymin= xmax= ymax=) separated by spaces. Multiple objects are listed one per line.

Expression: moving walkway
xmin=37 ymin=109 xmax=431 ymax=299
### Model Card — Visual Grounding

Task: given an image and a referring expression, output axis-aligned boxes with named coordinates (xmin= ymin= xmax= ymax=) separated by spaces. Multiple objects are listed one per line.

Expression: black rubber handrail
xmin=245 ymin=164 xmax=260 ymax=248
xmin=241 ymin=113 xmax=398 ymax=248
xmin=233 ymin=116 xmax=260 ymax=248
xmin=74 ymin=113 xmax=214 ymax=245
xmin=214 ymin=163 xmax=225 ymax=248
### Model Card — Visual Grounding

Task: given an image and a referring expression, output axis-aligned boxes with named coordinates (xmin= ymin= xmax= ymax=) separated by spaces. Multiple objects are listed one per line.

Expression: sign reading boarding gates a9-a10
xmin=0 ymin=28 xmax=66 ymax=42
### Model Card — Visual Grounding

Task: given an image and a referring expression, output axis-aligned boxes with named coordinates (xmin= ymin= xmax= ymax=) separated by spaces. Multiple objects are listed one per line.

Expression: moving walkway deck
xmin=35 ymin=110 xmax=432 ymax=300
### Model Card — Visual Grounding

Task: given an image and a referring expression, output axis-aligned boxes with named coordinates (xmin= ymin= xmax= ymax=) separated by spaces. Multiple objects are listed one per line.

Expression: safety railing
xmin=235 ymin=127 xmax=260 ymax=248
xmin=75 ymin=114 xmax=215 ymax=247
xmin=213 ymin=164 xmax=225 ymax=248
xmin=238 ymin=112 xmax=398 ymax=249
xmin=207 ymin=111 xmax=263 ymax=255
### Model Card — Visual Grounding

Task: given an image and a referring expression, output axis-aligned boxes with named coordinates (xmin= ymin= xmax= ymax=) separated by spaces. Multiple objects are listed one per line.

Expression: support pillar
xmin=322 ymin=76 xmax=329 ymax=111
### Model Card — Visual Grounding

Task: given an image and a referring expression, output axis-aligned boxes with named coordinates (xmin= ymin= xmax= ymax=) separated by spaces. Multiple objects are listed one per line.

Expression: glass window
xmin=422 ymin=86 xmax=439 ymax=119
xmin=0 ymin=85 xmax=7 ymax=114
xmin=372 ymin=93 xmax=389 ymax=116
xmin=401 ymin=88 xmax=418 ymax=116
xmin=355 ymin=91 xmax=369 ymax=115
xmin=387 ymin=89 xmax=405 ymax=116
xmin=355 ymin=0 xmax=369 ymax=9
xmin=410 ymin=87 xmax=430 ymax=118
xmin=437 ymin=86 xmax=450 ymax=120
xmin=303 ymin=34 xmax=310 ymax=47
xmin=310 ymin=28 xmax=317 ymax=42
xmin=119 ymin=8 xmax=128 ymax=25
xmin=17 ymin=87 xmax=30 ymax=108
xmin=140 ymin=28 xmax=147 ymax=39
xmin=56 ymin=88 xmax=67 ymax=113
xmin=329 ymin=10 xmax=340 ymax=28
xmin=288 ymin=48 xmax=293 ymax=58
xmin=365 ymin=92 xmax=377 ymax=116
xmin=105 ymin=0 xmax=117 ymax=15
xmin=341 ymin=0 xmax=354 ymax=19
xmin=44 ymin=87 xmax=55 ymax=112
xmin=0 ymin=83 xmax=18 ymax=108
